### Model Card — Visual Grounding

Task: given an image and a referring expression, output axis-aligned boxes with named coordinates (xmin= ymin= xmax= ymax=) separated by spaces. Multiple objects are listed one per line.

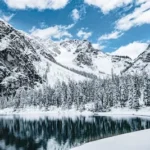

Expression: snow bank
xmin=0 ymin=107 xmax=93 ymax=120
xmin=71 ymin=129 xmax=150 ymax=150
xmin=97 ymin=107 xmax=150 ymax=117
xmin=1 ymin=107 xmax=150 ymax=119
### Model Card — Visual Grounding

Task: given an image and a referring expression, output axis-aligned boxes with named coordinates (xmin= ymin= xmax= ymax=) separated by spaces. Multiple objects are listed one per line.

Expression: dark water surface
xmin=0 ymin=115 xmax=150 ymax=150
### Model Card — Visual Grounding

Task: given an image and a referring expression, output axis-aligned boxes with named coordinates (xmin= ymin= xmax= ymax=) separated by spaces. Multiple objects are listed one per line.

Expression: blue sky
xmin=0 ymin=0 xmax=149 ymax=54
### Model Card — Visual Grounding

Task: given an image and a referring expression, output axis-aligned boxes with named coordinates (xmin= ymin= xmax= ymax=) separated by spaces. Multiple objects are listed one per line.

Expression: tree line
xmin=0 ymin=73 xmax=150 ymax=112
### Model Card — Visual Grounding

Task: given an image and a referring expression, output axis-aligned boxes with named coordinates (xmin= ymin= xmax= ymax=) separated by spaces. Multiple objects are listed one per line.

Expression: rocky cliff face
xmin=0 ymin=21 xmax=45 ymax=96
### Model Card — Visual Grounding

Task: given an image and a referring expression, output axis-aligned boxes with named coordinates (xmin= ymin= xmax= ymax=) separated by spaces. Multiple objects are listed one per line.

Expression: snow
xmin=0 ymin=106 xmax=94 ymax=121
xmin=71 ymin=129 xmax=150 ymax=150
xmin=0 ymin=37 xmax=10 ymax=51
xmin=55 ymin=42 xmax=102 ymax=75
xmin=47 ymin=138 xmax=71 ymax=150
xmin=33 ymin=56 xmax=86 ymax=86
xmin=1 ymin=107 xmax=150 ymax=120
xmin=52 ymin=40 xmax=130 ymax=76
xmin=97 ymin=107 xmax=150 ymax=117
xmin=124 ymin=44 xmax=150 ymax=74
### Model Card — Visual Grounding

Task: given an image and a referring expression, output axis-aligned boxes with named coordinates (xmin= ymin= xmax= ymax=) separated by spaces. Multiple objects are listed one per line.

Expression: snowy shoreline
xmin=70 ymin=129 xmax=150 ymax=150
xmin=0 ymin=107 xmax=150 ymax=119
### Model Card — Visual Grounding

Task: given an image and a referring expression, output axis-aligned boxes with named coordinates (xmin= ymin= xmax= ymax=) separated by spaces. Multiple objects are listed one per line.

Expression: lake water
xmin=0 ymin=115 xmax=150 ymax=150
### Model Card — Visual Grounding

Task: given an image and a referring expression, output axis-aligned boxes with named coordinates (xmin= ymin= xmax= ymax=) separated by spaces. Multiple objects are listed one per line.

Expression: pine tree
xmin=143 ymin=77 xmax=150 ymax=106
xmin=128 ymin=85 xmax=133 ymax=109
xmin=66 ymin=85 xmax=72 ymax=109
xmin=132 ymin=76 xmax=140 ymax=111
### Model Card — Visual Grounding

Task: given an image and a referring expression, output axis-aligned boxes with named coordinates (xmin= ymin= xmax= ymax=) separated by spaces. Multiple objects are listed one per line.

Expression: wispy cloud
xmin=92 ymin=43 xmax=105 ymax=50
xmin=1 ymin=14 xmax=14 ymax=22
xmin=71 ymin=9 xmax=80 ymax=22
xmin=30 ymin=24 xmax=74 ymax=40
xmin=0 ymin=10 xmax=15 ymax=22
xmin=3 ymin=0 xmax=69 ymax=10
xmin=39 ymin=22 xmax=48 ymax=28
xmin=71 ymin=5 xmax=87 ymax=23
xmin=84 ymin=0 xmax=133 ymax=14
xmin=98 ymin=31 xmax=123 ymax=41
xmin=96 ymin=0 xmax=150 ymax=46
xmin=77 ymin=29 xmax=92 ymax=39
xmin=116 ymin=0 xmax=150 ymax=31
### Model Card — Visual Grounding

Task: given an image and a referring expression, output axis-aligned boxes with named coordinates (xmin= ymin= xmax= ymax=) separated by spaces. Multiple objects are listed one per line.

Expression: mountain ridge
xmin=122 ymin=44 xmax=150 ymax=74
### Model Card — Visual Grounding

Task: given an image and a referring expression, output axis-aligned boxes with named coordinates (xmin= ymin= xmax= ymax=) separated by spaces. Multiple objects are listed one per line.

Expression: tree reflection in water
xmin=0 ymin=116 xmax=150 ymax=150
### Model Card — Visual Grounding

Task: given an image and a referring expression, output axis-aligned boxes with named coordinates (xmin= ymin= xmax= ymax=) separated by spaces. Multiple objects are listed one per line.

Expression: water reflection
xmin=0 ymin=115 xmax=150 ymax=150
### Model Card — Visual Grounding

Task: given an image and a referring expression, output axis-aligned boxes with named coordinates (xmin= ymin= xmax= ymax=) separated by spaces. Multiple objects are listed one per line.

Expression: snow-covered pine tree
xmin=143 ymin=75 xmax=150 ymax=106
xmin=132 ymin=76 xmax=140 ymax=111
xmin=128 ymin=84 xmax=133 ymax=109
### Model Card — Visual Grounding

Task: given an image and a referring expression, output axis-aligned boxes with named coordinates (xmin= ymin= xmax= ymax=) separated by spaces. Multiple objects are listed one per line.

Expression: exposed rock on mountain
xmin=0 ymin=21 xmax=43 ymax=95
xmin=56 ymin=40 xmax=133 ymax=75
xmin=123 ymin=44 xmax=150 ymax=74
xmin=112 ymin=55 xmax=132 ymax=75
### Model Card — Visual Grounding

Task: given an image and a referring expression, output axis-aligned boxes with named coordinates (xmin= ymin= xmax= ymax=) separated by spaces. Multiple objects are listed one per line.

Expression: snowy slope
xmin=33 ymin=57 xmax=86 ymax=86
xmin=43 ymin=39 xmax=133 ymax=76
xmin=123 ymin=44 xmax=150 ymax=74
xmin=112 ymin=55 xmax=132 ymax=74
xmin=59 ymin=40 xmax=133 ymax=75
xmin=71 ymin=129 xmax=150 ymax=150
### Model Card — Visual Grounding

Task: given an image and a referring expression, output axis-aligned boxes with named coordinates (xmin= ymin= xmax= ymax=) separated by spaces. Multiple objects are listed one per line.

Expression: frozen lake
xmin=0 ymin=115 xmax=150 ymax=150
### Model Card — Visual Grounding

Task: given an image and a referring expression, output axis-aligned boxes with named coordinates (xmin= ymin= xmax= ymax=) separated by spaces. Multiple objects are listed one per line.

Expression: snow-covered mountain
xmin=0 ymin=20 xmax=86 ymax=95
xmin=42 ymin=39 xmax=133 ymax=76
xmin=123 ymin=44 xmax=150 ymax=74
xmin=0 ymin=20 xmax=135 ymax=96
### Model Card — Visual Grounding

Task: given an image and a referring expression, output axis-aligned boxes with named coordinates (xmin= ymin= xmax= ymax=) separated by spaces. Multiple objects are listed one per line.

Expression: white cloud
xmin=0 ymin=10 xmax=15 ymax=22
xmin=71 ymin=9 xmax=80 ymax=22
xmin=1 ymin=14 xmax=14 ymax=22
xmin=116 ymin=0 xmax=150 ymax=31
xmin=92 ymin=43 xmax=105 ymax=50
xmin=99 ymin=31 xmax=123 ymax=41
xmin=84 ymin=0 xmax=133 ymax=14
xmin=39 ymin=22 xmax=47 ymax=28
xmin=112 ymin=41 xmax=148 ymax=59
xmin=96 ymin=0 xmax=150 ymax=43
xmin=77 ymin=29 xmax=92 ymax=39
xmin=30 ymin=24 xmax=74 ymax=40
xmin=136 ymin=0 xmax=149 ymax=5
xmin=4 ymin=0 xmax=69 ymax=10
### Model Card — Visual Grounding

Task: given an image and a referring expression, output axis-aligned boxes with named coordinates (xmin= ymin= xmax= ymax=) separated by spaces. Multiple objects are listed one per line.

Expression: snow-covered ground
xmin=0 ymin=106 xmax=150 ymax=118
xmin=71 ymin=129 xmax=150 ymax=150
xmin=98 ymin=107 xmax=150 ymax=117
